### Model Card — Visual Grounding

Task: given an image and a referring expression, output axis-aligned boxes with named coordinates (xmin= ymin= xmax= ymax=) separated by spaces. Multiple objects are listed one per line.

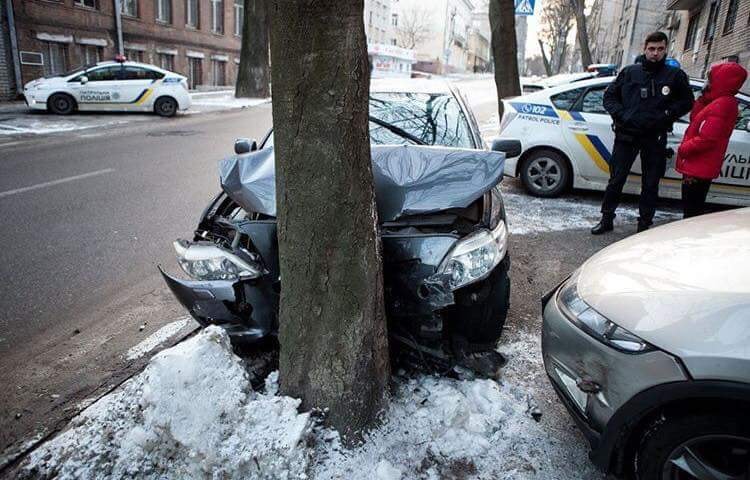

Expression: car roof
xmin=370 ymin=78 xmax=454 ymax=95
xmin=86 ymin=61 xmax=171 ymax=74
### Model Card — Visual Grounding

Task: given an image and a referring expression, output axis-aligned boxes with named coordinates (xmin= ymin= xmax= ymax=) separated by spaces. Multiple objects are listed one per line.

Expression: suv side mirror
xmin=491 ymin=139 xmax=522 ymax=158
xmin=234 ymin=138 xmax=258 ymax=155
xmin=79 ymin=76 xmax=89 ymax=85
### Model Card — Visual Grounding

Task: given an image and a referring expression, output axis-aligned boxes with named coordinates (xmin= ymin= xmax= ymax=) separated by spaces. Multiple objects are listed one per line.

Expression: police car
xmin=23 ymin=57 xmax=191 ymax=117
xmin=500 ymin=77 xmax=750 ymax=206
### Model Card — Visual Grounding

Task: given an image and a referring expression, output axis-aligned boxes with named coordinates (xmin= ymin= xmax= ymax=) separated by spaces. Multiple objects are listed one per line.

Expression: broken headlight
xmin=173 ymin=239 xmax=263 ymax=281
xmin=557 ymin=274 xmax=654 ymax=353
xmin=437 ymin=220 xmax=508 ymax=291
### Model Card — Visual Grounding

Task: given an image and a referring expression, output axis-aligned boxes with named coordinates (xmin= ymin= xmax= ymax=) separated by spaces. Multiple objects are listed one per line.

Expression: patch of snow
xmin=502 ymin=190 xmax=681 ymax=235
xmin=24 ymin=326 xmax=600 ymax=480
xmin=190 ymin=93 xmax=270 ymax=111
xmin=125 ymin=317 xmax=191 ymax=360
xmin=0 ymin=119 xmax=129 ymax=136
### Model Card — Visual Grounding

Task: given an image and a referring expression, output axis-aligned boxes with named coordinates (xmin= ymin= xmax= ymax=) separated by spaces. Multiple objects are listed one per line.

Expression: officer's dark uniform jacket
xmin=603 ymin=59 xmax=693 ymax=139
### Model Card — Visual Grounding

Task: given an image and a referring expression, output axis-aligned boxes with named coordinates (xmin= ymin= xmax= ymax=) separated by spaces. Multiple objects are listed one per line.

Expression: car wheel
xmin=47 ymin=93 xmax=75 ymax=115
xmin=154 ymin=97 xmax=178 ymax=117
xmin=520 ymin=150 xmax=570 ymax=198
xmin=635 ymin=413 xmax=750 ymax=480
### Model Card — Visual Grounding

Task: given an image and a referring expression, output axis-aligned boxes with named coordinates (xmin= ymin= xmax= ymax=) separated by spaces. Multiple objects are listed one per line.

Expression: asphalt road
xmin=0 ymin=105 xmax=273 ymax=461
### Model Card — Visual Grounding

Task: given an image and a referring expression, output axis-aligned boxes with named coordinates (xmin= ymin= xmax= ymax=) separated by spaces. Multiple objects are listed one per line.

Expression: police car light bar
xmin=114 ymin=54 xmax=127 ymax=63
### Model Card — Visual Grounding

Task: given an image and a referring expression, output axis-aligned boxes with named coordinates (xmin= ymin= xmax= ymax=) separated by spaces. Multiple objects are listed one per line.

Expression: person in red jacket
xmin=676 ymin=61 xmax=748 ymax=218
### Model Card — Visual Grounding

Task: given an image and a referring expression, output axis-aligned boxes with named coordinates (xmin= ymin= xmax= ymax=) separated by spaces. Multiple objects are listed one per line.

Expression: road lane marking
xmin=125 ymin=317 xmax=192 ymax=361
xmin=0 ymin=168 xmax=115 ymax=199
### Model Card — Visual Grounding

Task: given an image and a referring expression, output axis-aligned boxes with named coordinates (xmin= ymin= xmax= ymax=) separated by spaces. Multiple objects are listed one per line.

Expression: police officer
xmin=591 ymin=32 xmax=694 ymax=234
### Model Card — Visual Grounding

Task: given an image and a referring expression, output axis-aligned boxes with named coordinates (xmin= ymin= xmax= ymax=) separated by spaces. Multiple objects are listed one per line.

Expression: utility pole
xmin=113 ymin=0 xmax=124 ymax=56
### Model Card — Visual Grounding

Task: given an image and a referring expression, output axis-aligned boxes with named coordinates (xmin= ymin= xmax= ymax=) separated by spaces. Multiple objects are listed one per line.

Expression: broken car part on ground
xmin=161 ymin=143 xmax=512 ymax=376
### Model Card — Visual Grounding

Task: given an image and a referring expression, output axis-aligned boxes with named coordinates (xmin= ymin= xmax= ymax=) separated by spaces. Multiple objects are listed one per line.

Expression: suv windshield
xmin=264 ymin=91 xmax=475 ymax=149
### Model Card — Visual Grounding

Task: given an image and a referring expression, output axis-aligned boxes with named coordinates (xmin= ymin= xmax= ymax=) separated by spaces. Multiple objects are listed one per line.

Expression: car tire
xmin=635 ymin=412 xmax=750 ymax=480
xmin=519 ymin=150 xmax=571 ymax=198
xmin=154 ymin=96 xmax=178 ymax=117
xmin=47 ymin=93 xmax=76 ymax=115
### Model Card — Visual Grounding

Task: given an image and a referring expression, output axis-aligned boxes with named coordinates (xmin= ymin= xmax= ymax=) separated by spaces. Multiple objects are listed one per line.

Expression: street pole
xmin=5 ymin=0 xmax=23 ymax=95
xmin=113 ymin=0 xmax=124 ymax=56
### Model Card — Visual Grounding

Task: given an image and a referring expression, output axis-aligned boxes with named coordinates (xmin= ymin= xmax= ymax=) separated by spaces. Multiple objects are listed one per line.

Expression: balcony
xmin=666 ymin=0 xmax=704 ymax=10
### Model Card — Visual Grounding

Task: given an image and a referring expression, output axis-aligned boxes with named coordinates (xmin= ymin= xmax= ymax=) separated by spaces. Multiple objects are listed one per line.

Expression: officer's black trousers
xmin=681 ymin=177 xmax=712 ymax=218
xmin=600 ymin=134 xmax=667 ymax=224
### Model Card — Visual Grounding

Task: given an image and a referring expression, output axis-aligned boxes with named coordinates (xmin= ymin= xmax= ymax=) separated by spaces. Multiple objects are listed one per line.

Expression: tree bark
xmin=236 ymin=0 xmax=270 ymax=98
xmin=489 ymin=0 xmax=521 ymax=121
xmin=269 ymin=0 xmax=390 ymax=440
xmin=571 ymin=0 xmax=592 ymax=69
xmin=538 ymin=39 xmax=553 ymax=76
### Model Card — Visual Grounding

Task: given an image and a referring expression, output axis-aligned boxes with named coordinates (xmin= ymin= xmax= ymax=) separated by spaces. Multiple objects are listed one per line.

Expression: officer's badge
xmin=661 ymin=86 xmax=670 ymax=96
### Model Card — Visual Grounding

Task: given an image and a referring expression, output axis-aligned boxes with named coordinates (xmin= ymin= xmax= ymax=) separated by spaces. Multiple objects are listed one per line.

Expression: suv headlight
xmin=173 ymin=239 xmax=263 ymax=281
xmin=436 ymin=219 xmax=508 ymax=291
xmin=557 ymin=273 xmax=653 ymax=353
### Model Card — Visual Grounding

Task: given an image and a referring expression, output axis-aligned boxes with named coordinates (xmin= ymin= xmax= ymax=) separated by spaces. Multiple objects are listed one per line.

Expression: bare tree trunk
xmin=269 ymin=0 xmax=390 ymax=440
xmin=538 ymin=39 xmax=553 ymax=76
xmin=489 ymin=0 xmax=521 ymax=121
xmin=236 ymin=0 xmax=270 ymax=98
xmin=571 ymin=0 xmax=592 ymax=68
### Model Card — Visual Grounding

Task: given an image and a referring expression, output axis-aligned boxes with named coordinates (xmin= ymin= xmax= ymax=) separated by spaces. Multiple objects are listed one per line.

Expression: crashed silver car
xmin=161 ymin=80 xmax=520 ymax=373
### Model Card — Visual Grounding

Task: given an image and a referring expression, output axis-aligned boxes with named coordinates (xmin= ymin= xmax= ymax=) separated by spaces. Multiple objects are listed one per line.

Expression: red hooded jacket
xmin=676 ymin=62 xmax=748 ymax=180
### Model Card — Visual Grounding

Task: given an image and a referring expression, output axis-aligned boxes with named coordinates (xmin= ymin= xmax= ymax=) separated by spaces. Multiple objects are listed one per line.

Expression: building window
xmin=44 ymin=42 xmax=68 ymax=76
xmin=211 ymin=59 xmax=226 ymax=85
xmin=391 ymin=13 xmax=398 ymax=27
xmin=188 ymin=57 xmax=202 ymax=89
xmin=79 ymin=44 xmax=102 ymax=66
xmin=211 ymin=0 xmax=224 ymax=34
xmin=156 ymin=0 xmax=172 ymax=23
xmin=234 ymin=0 xmax=244 ymax=36
xmin=159 ymin=53 xmax=175 ymax=71
xmin=723 ymin=0 xmax=739 ymax=34
xmin=684 ymin=12 xmax=700 ymax=50
xmin=125 ymin=49 xmax=144 ymax=62
xmin=74 ymin=0 xmax=97 ymax=8
xmin=186 ymin=0 xmax=199 ymax=28
xmin=122 ymin=0 xmax=138 ymax=17
xmin=703 ymin=0 xmax=721 ymax=43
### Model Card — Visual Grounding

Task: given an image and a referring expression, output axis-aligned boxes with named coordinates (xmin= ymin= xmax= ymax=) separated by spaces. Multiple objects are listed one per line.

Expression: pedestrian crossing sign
xmin=515 ymin=0 xmax=535 ymax=15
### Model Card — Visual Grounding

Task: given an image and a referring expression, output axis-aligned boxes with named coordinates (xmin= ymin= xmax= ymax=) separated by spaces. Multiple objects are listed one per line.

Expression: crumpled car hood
xmin=219 ymin=144 xmax=505 ymax=221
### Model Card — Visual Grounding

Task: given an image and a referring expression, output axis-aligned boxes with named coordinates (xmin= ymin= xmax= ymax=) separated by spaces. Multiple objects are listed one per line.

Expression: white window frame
xmin=211 ymin=0 xmax=224 ymax=34
xmin=234 ymin=0 xmax=243 ymax=36
xmin=122 ymin=0 xmax=138 ymax=17
xmin=186 ymin=0 xmax=199 ymax=28
xmin=74 ymin=0 xmax=97 ymax=9
xmin=156 ymin=0 xmax=172 ymax=23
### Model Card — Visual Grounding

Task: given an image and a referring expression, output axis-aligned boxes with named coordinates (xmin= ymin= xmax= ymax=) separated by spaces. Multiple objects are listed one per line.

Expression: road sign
xmin=515 ymin=0 xmax=535 ymax=15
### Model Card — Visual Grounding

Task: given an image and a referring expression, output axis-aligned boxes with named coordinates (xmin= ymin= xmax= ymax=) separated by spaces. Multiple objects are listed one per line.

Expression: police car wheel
xmin=48 ymin=93 xmax=75 ymax=115
xmin=154 ymin=97 xmax=178 ymax=117
xmin=520 ymin=150 xmax=570 ymax=198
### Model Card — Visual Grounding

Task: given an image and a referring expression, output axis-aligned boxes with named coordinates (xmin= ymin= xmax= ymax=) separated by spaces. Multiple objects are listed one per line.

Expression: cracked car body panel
xmin=219 ymin=145 xmax=506 ymax=221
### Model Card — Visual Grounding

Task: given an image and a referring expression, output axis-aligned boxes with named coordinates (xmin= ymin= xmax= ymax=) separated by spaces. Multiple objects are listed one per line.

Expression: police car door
xmin=71 ymin=65 xmax=122 ymax=111
xmin=556 ymin=84 xmax=614 ymax=187
xmin=119 ymin=66 xmax=161 ymax=109
xmin=711 ymin=98 xmax=750 ymax=203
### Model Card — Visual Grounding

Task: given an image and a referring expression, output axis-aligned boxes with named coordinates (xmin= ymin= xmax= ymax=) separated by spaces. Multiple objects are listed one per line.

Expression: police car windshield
xmin=46 ymin=64 xmax=99 ymax=79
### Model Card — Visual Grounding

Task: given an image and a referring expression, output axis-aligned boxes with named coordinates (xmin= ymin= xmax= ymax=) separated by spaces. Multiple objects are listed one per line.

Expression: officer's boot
xmin=636 ymin=217 xmax=652 ymax=233
xmin=591 ymin=213 xmax=615 ymax=235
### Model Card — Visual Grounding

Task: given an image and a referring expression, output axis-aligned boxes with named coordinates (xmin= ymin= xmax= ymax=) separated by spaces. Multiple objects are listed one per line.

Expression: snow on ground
xmin=23 ymin=326 xmax=597 ymax=480
xmin=0 ymin=118 xmax=131 ymax=136
xmin=124 ymin=317 xmax=191 ymax=360
xmin=501 ymin=189 xmax=681 ymax=235
xmin=189 ymin=91 xmax=270 ymax=112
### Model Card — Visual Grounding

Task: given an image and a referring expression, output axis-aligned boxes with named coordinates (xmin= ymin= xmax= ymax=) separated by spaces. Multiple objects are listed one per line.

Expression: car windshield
xmin=263 ymin=91 xmax=474 ymax=149
xmin=45 ymin=63 xmax=98 ymax=79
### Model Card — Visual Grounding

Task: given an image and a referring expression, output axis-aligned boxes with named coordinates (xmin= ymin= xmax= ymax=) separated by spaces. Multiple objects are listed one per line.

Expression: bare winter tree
xmin=570 ymin=0 xmax=592 ymax=68
xmin=395 ymin=8 xmax=433 ymax=50
xmin=538 ymin=0 xmax=575 ymax=74
xmin=236 ymin=0 xmax=270 ymax=98
xmin=489 ymin=0 xmax=521 ymax=120
xmin=538 ymin=39 xmax=553 ymax=76
xmin=586 ymin=0 xmax=604 ymax=63
xmin=269 ymin=0 xmax=390 ymax=439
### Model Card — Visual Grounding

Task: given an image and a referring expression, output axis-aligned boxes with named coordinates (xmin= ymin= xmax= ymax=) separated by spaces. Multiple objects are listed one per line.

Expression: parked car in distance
xmin=499 ymin=76 xmax=750 ymax=205
xmin=22 ymin=58 xmax=190 ymax=117
xmin=542 ymin=207 xmax=750 ymax=479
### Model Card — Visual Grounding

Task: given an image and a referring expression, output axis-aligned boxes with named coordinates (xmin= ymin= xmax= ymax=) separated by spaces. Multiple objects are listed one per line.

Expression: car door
xmin=119 ymin=66 xmax=163 ymax=108
xmin=553 ymin=84 xmax=614 ymax=186
xmin=69 ymin=65 xmax=122 ymax=110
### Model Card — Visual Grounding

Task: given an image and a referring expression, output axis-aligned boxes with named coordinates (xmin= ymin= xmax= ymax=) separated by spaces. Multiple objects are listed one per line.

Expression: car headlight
xmin=173 ymin=239 xmax=263 ymax=281
xmin=557 ymin=274 xmax=654 ymax=353
xmin=436 ymin=219 xmax=508 ymax=291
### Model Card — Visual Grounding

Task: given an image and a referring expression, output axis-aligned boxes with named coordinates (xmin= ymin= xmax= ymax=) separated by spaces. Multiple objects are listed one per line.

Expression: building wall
xmin=0 ymin=0 xmax=17 ymax=100
xmin=612 ymin=0 xmax=668 ymax=67
xmin=364 ymin=0 xmax=393 ymax=45
xmin=669 ymin=0 xmax=750 ymax=90
xmin=9 ymin=0 xmax=242 ymax=90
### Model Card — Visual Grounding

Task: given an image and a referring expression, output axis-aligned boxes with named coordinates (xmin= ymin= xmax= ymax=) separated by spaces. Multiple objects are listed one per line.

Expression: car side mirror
xmin=491 ymin=139 xmax=522 ymax=158
xmin=79 ymin=76 xmax=88 ymax=85
xmin=234 ymin=138 xmax=258 ymax=155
